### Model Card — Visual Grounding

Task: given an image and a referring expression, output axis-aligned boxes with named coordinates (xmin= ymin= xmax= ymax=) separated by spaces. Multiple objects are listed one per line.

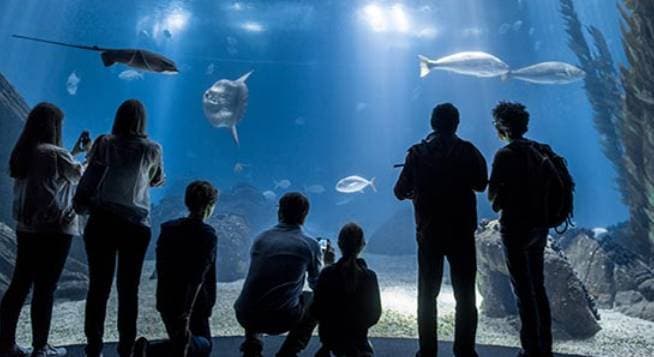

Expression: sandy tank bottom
xmin=12 ymin=254 xmax=654 ymax=356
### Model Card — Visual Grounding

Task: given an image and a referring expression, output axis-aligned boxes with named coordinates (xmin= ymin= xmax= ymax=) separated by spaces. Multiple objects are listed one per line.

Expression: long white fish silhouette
xmin=336 ymin=176 xmax=376 ymax=194
xmin=419 ymin=51 xmax=510 ymax=78
xmin=203 ymin=70 xmax=253 ymax=145
xmin=507 ymin=61 xmax=585 ymax=84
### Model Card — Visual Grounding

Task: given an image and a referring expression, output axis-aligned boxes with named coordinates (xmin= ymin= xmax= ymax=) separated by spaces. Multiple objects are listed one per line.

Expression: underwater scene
xmin=1 ymin=0 xmax=654 ymax=356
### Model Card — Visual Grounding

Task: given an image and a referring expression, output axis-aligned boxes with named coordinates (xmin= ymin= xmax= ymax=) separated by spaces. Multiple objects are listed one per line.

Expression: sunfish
xmin=335 ymin=175 xmax=376 ymax=194
xmin=12 ymin=34 xmax=178 ymax=74
xmin=419 ymin=51 xmax=510 ymax=78
xmin=507 ymin=61 xmax=585 ymax=84
xmin=203 ymin=70 xmax=253 ymax=145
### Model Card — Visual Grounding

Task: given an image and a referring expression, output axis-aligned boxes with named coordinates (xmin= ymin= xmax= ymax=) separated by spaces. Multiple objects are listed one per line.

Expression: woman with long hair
xmin=312 ymin=223 xmax=382 ymax=357
xmin=81 ymin=99 xmax=164 ymax=357
xmin=0 ymin=102 xmax=89 ymax=357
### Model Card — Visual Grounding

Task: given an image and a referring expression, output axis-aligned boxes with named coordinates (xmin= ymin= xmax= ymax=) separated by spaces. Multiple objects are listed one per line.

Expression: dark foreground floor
xmin=62 ymin=337 xmax=585 ymax=357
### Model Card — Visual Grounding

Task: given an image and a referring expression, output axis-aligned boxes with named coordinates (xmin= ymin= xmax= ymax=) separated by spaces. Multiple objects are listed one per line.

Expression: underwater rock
xmin=476 ymin=220 xmax=601 ymax=339
xmin=0 ymin=222 xmax=88 ymax=301
xmin=555 ymin=229 xmax=654 ymax=321
xmin=0 ymin=72 xmax=30 ymax=224
xmin=207 ymin=213 xmax=250 ymax=282
xmin=367 ymin=207 xmax=416 ymax=256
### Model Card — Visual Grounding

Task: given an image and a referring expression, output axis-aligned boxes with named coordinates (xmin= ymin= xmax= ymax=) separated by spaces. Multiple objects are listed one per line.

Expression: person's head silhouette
xmin=431 ymin=103 xmax=460 ymax=136
xmin=492 ymin=101 xmax=530 ymax=141
xmin=278 ymin=192 xmax=310 ymax=226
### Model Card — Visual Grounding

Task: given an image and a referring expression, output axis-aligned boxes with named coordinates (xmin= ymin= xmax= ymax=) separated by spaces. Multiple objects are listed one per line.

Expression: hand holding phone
xmin=72 ymin=131 xmax=92 ymax=155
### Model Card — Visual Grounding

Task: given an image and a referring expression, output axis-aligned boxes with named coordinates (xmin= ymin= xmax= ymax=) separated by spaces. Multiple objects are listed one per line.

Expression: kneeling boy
xmin=133 ymin=180 xmax=219 ymax=357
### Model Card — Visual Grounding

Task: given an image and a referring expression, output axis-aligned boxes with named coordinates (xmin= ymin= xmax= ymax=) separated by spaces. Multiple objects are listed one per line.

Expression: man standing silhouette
xmin=395 ymin=103 xmax=487 ymax=357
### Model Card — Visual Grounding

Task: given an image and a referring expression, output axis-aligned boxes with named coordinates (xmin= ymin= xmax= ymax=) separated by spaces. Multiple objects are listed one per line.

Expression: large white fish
xmin=419 ymin=51 xmax=510 ymax=78
xmin=203 ymin=70 xmax=253 ymax=145
xmin=507 ymin=61 xmax=585 ymax=84
xmin=335 ymin=175 xmax=376 ymax=194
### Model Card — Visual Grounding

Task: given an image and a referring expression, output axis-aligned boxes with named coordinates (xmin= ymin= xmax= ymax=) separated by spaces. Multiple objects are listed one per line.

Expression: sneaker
xmin=130 ymin=337 xmax=148 ymax=357
xmin=0 ymin=344 xmax=29 ymax=357
xmin=31 ymin=345 xmax=66 ymax=357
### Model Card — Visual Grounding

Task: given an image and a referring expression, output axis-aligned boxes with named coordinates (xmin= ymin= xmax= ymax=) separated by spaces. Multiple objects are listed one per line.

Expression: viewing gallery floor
xmin=14 ymin=255 xmax=654 ymax=356
xmin=62 ymin=337 xmax=585 ymax=357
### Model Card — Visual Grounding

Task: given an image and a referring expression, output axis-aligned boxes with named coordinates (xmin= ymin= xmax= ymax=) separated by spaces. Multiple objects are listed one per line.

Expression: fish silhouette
xmin=12 ymin=34 xmax=178 ymax=74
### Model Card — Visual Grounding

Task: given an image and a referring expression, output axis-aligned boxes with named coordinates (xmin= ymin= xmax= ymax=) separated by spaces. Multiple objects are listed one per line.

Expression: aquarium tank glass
xmin=1 ymin=0 xmax=653 ymax=356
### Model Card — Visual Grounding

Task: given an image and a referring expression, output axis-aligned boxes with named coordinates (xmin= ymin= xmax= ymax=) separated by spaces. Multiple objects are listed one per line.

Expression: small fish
xmin=118 ymin=69 xmax=144 ymax=81
xmin=335 ymin=175 xmax=376 ymax=194
xmin=335 ymin=197 xmax=354 ymax=206
xmin=304 ymin=184 xmax=326 ymax=194
xmin=12 ymin=34 xmax=178 ymax=74
xmin=203 ymin=70 xmax=253 ymax=146
xmin=419 ymin=51 xmax=510 ymax=79
xmin=294 ymin=116 xmax=306 ymax=126
xmin=206 ymin=63 xmax=215 ymax=75
xmin=507 ymin=61 xmax=585 ymax=84
xmin=233 ymin=162 xmax=250 ymax=173
xmin=262 ymin=190 xmax=277 ymax=201
xmin=274 ymin=179 xmax=291 ymax=190
xmin=66 ymin=71 xmax=80 ymax=95
xmin=163 ymin=29 xmax=172 ymax=39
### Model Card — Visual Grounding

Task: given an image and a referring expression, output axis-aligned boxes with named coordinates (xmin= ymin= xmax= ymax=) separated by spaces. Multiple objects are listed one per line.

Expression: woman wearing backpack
xmin=81 ymin=99 xmax=165 ymax=357
xmin=0 ymin=103 xmax=90 ymax=357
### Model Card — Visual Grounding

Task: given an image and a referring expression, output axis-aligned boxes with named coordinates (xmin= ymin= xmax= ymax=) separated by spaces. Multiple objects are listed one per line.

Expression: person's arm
xmin=364 ymin=271 xmax=383 ymax=328
xmin=307 ymin=241 xmax=323 ymax=290
xmin=488 ymin=149 xmax=511 ymax=212
xmin=181 ymin=231 xmax=217 ymax=317
xmin=394 ymin=149 xmax=417 ymax=200
xmin=310 ymin=272 xmax=327 ymax=320
xmin=467 ymin=144 xmax=488 ymax=193
xmin=56 ymin=150 xmax=83 ymax=183
xmin=149 ymin=144 xmax=165 ymax=187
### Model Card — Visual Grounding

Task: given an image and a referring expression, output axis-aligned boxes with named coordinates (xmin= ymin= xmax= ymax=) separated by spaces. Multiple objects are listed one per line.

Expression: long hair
xmin=112 ymin=99 xmax=147 ymax=137
xmin=9 ymin=102 xmax=63 ymax=179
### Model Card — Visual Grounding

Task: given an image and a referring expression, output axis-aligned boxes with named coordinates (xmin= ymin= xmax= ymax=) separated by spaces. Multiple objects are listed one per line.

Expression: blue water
xmin=0 ymin=0 xmax=628 ymax=235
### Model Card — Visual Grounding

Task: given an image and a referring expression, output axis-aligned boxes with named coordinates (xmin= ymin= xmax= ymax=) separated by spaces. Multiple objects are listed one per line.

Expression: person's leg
xmin=527 ymin=231 xmax=552 ymax=356
xmin=187 ymin=315 xmax=212 ymax=357
xmin=84 ymin=214 xmax=118 ymax=356
xmin=417 ymin=237 xmax=445 ymax=357
xmin=240 ymin=329 xmax=263 ymax=357
xmin=30 ymin=234 xmax=72 ymax=350
xmin=446 ymin=235 xmax=478 ymax=357
xmin=115 ymin=223 xmax=150 ymax=357
xmin=277 ymin=291 xmax=318 ymax=356
xmin=503 ymin=240 xmax=540 ymax=355
xmin=0 ymin=232 xmax=36 ymax=353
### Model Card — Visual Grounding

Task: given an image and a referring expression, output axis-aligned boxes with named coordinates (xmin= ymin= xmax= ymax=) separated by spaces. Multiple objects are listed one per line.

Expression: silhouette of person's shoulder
xmin=161 ymin=217 xmax=216 ymax=239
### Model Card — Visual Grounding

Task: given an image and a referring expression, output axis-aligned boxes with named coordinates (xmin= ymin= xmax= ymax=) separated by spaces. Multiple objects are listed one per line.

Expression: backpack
xmin=522 ymin=141 xmax=575 ymax=233
xmin=412 ymin=137 xmax=462 ymax=202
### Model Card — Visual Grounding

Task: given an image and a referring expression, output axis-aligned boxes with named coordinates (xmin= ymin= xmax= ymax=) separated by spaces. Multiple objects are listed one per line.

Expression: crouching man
xmin=234 ymin=192 xmax=334 ymax=357
xmin=132 ymin=180 xmax=219 ymax=357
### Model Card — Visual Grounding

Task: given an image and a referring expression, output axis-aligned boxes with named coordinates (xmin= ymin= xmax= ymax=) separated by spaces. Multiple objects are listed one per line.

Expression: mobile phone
xmin=318 ymin=238 xmax=330 ymax=250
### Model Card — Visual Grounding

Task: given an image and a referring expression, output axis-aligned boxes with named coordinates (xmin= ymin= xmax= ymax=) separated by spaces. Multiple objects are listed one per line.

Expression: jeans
xmin=501 ymin=227 xmax=552 ymax=357
xmin=83 ymin=211 xmax=151 ymax=357
xmin=147 ymin=312 xmax=212 ymax=357
xmin=0 ymin=232 xmax=72 ymax=351
xmin=417 ymin=231 xmax=478 ymax=357
xmin=240 ymin=291 xmax=317 ymax=357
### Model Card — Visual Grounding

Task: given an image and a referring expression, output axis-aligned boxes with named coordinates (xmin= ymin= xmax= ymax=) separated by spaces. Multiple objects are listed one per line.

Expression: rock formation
xmin=556 ymin=229 xmax=654 ymax=321
xmin=476 ymin=220 xmax=601 ymax=339
xmin=0 ymin=222 xmax=88 ymax=301
xmin=367 ymin=207 xmax=417 ymax=255
xmin=0 ymin=72 xmax=30 ymax=224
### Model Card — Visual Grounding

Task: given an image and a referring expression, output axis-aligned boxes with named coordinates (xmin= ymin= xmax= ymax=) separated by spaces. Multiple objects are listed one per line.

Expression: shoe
xmin=0 ymin=344 xmax=29 ymax=357
xmin=130 ymin=337 xmax=148 ymax=357
xmin=31 ymin=344 xmax=66 ymax=357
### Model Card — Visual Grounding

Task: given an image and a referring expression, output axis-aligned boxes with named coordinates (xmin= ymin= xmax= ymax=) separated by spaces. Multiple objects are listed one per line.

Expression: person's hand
xmin=71 ymin=131 xmax=92 ymax=155
xmin=323 ymin=241 xmax=336 ymax=266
